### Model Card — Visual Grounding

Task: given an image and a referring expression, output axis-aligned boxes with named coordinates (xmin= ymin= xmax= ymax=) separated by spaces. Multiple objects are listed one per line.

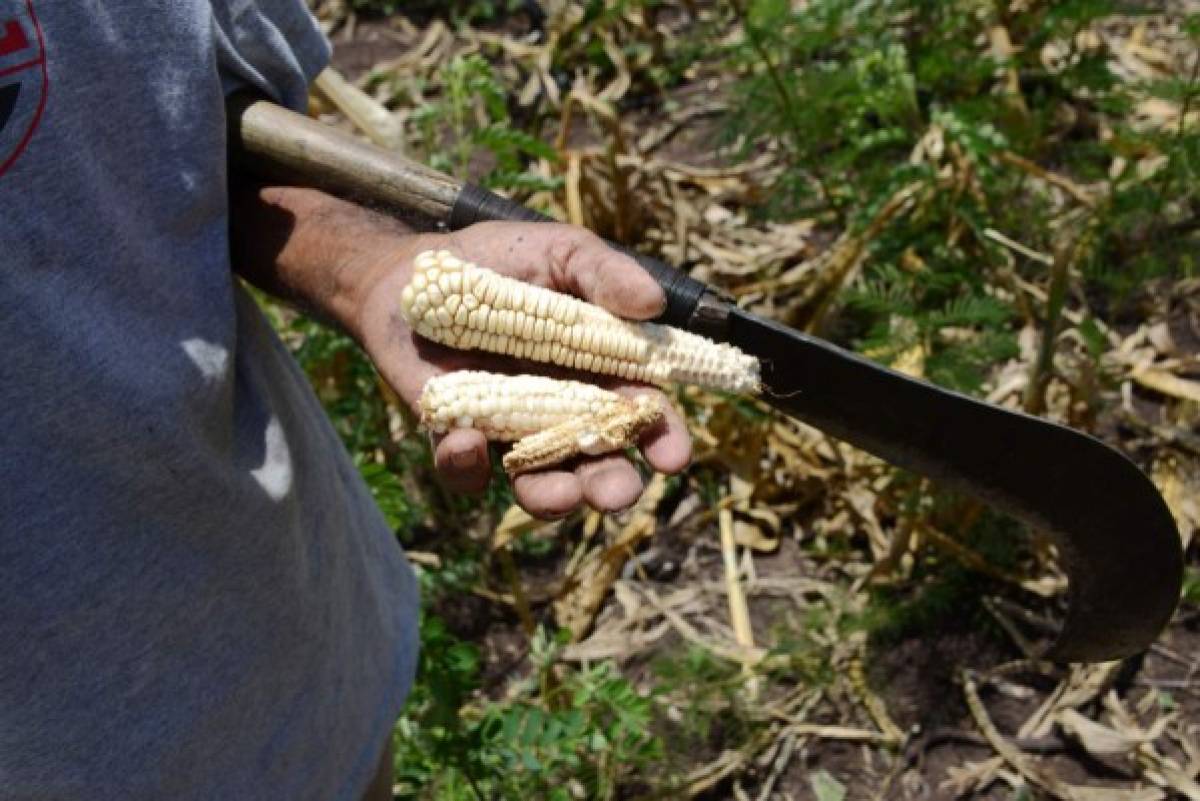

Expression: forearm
xmin=228 ymin=179 xmax=419 ymax=342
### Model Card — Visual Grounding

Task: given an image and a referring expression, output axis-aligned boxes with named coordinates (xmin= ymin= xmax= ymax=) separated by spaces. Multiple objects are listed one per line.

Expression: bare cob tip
xmin=400 ymin=249 xmax=761 ymax=395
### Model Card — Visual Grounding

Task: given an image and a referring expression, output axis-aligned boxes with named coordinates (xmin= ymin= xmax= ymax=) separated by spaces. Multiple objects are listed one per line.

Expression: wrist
xmin=337 ymin=234 xmax=411 ymax=343
xmin=231 ymin=184 xmax=426 ymax=345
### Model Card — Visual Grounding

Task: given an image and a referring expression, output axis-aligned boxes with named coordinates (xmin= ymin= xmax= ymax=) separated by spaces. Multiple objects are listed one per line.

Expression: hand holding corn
xmin=353 ymin=222 xmax=696 ymax=518
xmin=402 ymin=247 xmax=760 ymax=476
xmin=401 ymin=249 xmax=759 ymax=394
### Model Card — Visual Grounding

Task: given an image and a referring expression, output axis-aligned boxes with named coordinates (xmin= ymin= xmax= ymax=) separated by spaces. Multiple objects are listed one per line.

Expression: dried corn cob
xmin=418 ymin=371 xmax=663 ymax=474
xmin=400 ymin=250 xmax=760 ymax=394
xmin=503 ymin=396 xmax=661 ymax=475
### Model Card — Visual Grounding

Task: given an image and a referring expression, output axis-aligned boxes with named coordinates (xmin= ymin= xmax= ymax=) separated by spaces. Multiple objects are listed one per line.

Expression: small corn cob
xmin=503 ymin=395 xmax=661 ymax=475
xmin=400 ymin=250 xmax=760 ymax=394
xmin=418 ymin=371 xmax=664 ymax=474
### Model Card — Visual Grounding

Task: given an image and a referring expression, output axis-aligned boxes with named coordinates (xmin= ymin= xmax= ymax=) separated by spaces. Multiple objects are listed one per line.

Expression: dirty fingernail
xmin=451 ymin=449 xmax=478 ymax=469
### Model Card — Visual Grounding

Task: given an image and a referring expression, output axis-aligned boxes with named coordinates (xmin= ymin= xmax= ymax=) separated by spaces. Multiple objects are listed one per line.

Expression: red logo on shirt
xmin=0 ymin=0 xmax=47 ymax=180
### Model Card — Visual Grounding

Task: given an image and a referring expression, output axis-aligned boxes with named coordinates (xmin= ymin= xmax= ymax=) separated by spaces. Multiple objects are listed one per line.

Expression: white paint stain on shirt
xmin=251 ymin=416 xmax=293 ymax=501
xmin=181 ymin=338 xmax=229 ymax=383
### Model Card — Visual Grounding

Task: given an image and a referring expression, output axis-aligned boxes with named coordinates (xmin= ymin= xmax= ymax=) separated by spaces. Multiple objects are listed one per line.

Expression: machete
xmin=227 ymin=96 xmax=1184 ymax=663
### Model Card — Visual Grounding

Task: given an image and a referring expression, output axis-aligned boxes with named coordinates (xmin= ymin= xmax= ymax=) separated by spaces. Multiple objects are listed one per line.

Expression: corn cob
xmin=400 ymin=250 xmax=760 ymax=394
xmin=418 ymin=371 xmax=663 ymax=475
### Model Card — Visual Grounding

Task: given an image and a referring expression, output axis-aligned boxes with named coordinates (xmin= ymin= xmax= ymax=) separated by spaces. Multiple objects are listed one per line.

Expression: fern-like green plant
xmin=412 ymin=54 xmax=561 ymax=194
xmin=394 ymin=624 xmax=662 ymax=800
xmin=713 ymin=0 xmax=1199 ymax=389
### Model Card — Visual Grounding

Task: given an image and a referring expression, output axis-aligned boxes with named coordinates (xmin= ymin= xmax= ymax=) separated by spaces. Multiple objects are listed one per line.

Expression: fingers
xmin=513 ymin=470 xmax=583 ymax=519
xmin=575 ymin=454 xmax=643 ymax=512
xmin=613 ymin=386 xmax=693 ymax=474
xmin=545 ymin=228 xmax=665 ymax=320
xmin=513 ymin=454 xmax=644 ymax=520
xmin=452 ymin=222 xmax=666 ymax=321
xmin=434 ymin=428 xmax=639 ymax=515
xmin=433 ymin=429 xmax=492 ymax=495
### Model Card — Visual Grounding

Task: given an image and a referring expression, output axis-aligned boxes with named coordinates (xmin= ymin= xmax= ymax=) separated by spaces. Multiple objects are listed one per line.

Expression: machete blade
xmin=727 ymin=307 xmax=1182 ymax=662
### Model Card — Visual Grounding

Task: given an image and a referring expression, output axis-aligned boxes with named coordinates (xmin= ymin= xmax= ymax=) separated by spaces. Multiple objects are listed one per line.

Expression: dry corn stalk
xmin=418 ymin=371 xmax=663 ymax=474
xmin=400 ymin=249 xmax=760 ymax=394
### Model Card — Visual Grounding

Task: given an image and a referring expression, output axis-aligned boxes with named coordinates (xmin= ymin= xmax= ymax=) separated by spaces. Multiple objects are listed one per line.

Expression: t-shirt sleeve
xmin=211 ymin=0 xmax=331 ymax=112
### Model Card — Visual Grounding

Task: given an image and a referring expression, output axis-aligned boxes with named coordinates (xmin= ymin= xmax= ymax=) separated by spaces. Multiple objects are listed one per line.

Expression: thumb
xmin=575 ymin=248 xmax=666 ymax=321
xmin=449 ymin=221 xmax=667 ymax=320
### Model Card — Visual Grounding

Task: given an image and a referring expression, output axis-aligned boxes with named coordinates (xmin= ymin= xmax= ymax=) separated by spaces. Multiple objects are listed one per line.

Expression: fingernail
xmin=451 ymin=449 xmax=479 ymax=469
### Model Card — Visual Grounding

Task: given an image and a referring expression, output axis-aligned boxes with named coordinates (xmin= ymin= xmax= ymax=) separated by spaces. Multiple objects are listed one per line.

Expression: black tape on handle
xmin=449 ymin=182 xmax=553 ymax=226
xmin=449 ymin=183 xmax=709 ymax=329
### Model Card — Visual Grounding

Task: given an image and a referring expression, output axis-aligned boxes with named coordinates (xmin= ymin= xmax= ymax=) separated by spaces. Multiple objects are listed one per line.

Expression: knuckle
xmin=546 ymin=229 xmax=589 ymax=267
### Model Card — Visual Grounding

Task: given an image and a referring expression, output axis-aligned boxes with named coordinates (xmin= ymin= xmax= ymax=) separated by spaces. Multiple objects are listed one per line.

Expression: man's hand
xmin=231 ymin=185 xmax=691 ymax=519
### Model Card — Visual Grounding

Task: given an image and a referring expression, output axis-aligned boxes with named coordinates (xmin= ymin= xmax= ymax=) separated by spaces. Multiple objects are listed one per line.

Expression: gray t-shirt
xmin=0 ymin=2 xmax=419 ymax=799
